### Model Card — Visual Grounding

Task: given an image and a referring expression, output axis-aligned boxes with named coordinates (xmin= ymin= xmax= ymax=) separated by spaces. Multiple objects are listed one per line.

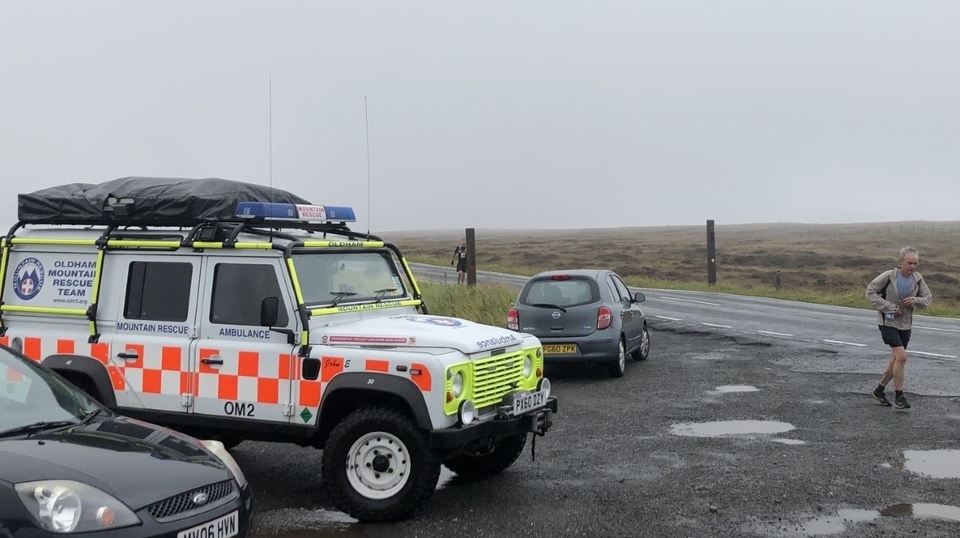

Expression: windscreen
xmin=519 ymin=277 xmax=599 ymax=308
xmin=292 ymin=251 xmax=407 ymax=306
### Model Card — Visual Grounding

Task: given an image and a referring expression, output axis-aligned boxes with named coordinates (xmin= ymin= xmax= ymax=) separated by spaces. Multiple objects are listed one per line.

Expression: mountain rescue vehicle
xmin=0 ymin=177 xmax=557 ymax=522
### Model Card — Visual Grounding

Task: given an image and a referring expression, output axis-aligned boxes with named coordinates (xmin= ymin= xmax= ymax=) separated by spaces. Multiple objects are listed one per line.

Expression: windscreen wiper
xmin=529 ymin=303 xmax=567 ymax=313
xmin=373 ymin=288 xmax=398 ymax=302
xmin=78 ymin=408 xmax=106 ymax=426
xmin=329 ymin=291 xmax=357 ymax=306
xmin=0 ymin=420 xmax=78 ymax=439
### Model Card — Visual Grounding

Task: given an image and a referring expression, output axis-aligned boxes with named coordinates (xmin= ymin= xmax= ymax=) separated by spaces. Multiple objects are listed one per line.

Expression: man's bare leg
xmin=892 ymin=347 xmax=907 ymax=391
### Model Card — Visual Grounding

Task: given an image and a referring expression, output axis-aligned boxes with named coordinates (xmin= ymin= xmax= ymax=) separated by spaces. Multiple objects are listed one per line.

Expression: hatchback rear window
xmin=520 ymin=277 xmax=599 ymax=308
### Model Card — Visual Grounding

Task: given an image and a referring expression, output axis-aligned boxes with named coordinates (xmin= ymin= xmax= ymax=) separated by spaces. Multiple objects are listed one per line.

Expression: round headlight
xmin=44 ymin=488 xmax=81 ymax=532
xmin=538 ymin=377 xmax=552 ymax=399
xmin=15 ymin=481 xmax=140 ymax=533
xmin=523 ymin=356 xmax=533 ymax=378
xmin=536 ymin=347 xmax=543 ymax=359
xmin=459 ymin=400 xmax=477 ymax=425
xmin=452 ymin=372 xmax=464 ymax=398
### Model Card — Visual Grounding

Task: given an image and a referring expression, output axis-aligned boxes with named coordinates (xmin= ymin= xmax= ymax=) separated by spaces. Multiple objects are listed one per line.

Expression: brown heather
xmin=393 ymin=221 xmax=960 ymax=318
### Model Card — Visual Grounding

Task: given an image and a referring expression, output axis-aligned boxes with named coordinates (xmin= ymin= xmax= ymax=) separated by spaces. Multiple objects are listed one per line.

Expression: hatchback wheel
xmin=608 ymin=338 xmax=626 ymax=378
xmin=631 ymin=326 xmax=650 ymax=361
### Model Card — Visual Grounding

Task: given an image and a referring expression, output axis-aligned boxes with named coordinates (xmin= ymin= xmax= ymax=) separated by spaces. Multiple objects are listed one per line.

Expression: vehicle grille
xmin=147 ymin=480 xmax=236 ymax=522
xmin=472 ymin=351 xmax=525 ymax=408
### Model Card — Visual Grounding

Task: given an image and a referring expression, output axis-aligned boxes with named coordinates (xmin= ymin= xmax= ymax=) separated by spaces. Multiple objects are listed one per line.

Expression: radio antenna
xmin=365 ymin=96 xmax=371 ymax=235
xmin=269 ymin=74 xmax=274 ymax=191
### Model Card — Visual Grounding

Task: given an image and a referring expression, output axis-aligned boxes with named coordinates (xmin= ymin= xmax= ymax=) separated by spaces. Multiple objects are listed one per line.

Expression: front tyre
xmin=321 ymin=407 xmax=440 ymax=523
xmin=443 ymin=433 xmax=528 ymax=480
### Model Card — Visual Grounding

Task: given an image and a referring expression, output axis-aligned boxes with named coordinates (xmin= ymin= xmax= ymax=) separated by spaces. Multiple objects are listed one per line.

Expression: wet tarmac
xmin=670 ymin=420 xmax=795 ymax=437
xmin=239 ymin=330 xmax=960 ymax=538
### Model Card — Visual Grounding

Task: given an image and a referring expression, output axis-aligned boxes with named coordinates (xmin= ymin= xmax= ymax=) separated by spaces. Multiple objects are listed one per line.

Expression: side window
xmin=124 ymin=262 xmax=192 ymax=321
xmin=605 ymin=276 xmax=622 ymax=301
xmin=613 ymin=276 xmax=632 ymax=302
xmin=210 ymin=263 xmax=289 ymax=327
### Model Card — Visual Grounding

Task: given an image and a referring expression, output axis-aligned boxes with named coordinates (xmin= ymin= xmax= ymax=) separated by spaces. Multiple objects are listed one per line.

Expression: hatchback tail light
xmin=597 ymin=306 xmax=612 ymax=330
xmin=507 ymin=308 xmax=519 ymax=331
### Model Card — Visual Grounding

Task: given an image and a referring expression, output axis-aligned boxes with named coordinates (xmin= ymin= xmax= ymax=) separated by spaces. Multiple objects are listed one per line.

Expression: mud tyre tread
xmin=321 ymin=407 xmax=440 ymax=523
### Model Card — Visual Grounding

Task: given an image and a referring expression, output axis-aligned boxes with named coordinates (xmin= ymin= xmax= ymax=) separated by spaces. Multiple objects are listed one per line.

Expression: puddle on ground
xmin=712 ymin=385 xmax=760 ymax=393
xmin=771 ymin=438 xmax=807 ymax=445
xmin=670 ymin=420 xmax=795 ymax=438
xmin=798 ymin=503 xmax=960 ymax=535
xmin=880 ymin=503 xmax=960 ymax=521
xmin=801 ymin=508 xmax=878 ymax=535
xmin=886 ymin=449 xmax=960 ymax=479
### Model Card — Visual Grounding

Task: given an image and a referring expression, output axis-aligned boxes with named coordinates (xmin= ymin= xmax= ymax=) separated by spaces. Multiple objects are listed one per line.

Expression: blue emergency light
xmin=234 ymin=202 xmax=356 ymax=222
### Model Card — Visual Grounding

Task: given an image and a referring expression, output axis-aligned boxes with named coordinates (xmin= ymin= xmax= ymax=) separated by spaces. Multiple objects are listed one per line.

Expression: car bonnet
xmin=0 ymin=418 xmax=234 ymax=511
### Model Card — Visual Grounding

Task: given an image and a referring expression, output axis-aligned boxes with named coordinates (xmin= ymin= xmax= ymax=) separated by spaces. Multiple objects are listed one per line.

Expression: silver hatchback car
xmin=507 ymin=269 xmax=650 ymax=377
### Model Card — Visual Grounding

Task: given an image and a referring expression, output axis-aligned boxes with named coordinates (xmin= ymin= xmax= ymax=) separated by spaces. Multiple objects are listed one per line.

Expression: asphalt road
xmin=239 ymin=326 xmax=960 ymax=538
xmin=411 ymin=263 xmax=960 ymax=398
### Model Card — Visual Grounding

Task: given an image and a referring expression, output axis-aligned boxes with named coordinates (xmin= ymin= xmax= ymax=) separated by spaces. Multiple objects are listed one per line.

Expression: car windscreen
xmin=0 ymin=347 xmax=99 ymax=434
xmin=292 ymin=251 xmax=408 ymax=306
xmin=519 ymin=277 xmax=600 ymax=308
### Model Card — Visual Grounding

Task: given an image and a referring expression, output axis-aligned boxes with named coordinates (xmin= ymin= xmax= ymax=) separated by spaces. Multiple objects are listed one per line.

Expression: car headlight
xmin=538 ymin=377 xmax=552 ymax=400
xmin=452 ymin=371 xmax=464 ymax=398
xmin=200 ymin=440 xmax=248 ymax=489
xmin=523 ymin=356 xmax=533 ymax=378
xmin=15 ymin=480 xmax=140 ymax=533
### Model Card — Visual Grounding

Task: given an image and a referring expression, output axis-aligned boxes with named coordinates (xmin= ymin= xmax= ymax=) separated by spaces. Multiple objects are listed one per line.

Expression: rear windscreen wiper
xmin=0 ymin=420 xmax=78 ymax=439
xmin=528 ymin=303 xmax=566 ymax=313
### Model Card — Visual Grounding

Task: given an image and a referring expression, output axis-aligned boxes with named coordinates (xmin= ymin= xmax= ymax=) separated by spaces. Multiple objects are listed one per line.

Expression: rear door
xmin=610 ymin=274 xmax=642 ymax=349
xmin=109 ymin=255 xmax=200 ymax=412
xmin=518 ymin=276 xmax=599 ymax=338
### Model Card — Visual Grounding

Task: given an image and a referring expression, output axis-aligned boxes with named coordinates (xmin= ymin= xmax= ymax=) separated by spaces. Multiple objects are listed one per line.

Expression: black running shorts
xmin=878 ymin=325 xmax=911 ymax=349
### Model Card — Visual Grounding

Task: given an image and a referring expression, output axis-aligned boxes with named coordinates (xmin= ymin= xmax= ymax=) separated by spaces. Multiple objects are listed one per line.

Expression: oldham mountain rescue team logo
xmin=13 ymin=257 xmax=44 ymax=301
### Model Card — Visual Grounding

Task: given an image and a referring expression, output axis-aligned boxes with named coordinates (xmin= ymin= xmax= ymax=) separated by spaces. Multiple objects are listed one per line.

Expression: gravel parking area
xmin=237 ymin=328 xmax=960 ymax=538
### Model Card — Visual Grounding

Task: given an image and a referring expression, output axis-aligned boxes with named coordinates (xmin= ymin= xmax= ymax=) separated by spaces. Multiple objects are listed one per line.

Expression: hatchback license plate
xmin=513 ymin=389 xmax=548 ymax=414
xmin=177 ymin=510 xmax=239 ymax=538
xmin=542 ymin=344 xmax=578 ymax=354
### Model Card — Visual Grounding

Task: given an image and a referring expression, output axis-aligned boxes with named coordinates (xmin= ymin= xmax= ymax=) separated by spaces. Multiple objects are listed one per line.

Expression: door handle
xmin=117 ymin=352 xmax=139 ymax=360
xmin=201 ymin=358 xmax=224 ymax=366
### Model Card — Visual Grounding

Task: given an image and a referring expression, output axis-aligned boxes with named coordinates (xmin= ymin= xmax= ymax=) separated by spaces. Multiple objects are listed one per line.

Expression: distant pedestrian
xmin=865 ymin=246 xmax=932 ymax=409
xmin=775 ymin=270 xmax=782 ymax=292
xmin=451 ymin=238 xmax=468 ymax=285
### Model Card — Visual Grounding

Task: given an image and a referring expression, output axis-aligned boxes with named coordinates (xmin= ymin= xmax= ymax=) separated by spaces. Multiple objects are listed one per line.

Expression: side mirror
xmin=260 ymin=297 xmax=280 ymax=327
xmin=634 ymin=292 xmax=646 ymax=303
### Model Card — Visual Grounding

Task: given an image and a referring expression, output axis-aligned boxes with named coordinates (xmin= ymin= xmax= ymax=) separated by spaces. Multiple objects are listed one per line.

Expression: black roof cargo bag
xmin=17 ymin=177 xmax=311 ymax=226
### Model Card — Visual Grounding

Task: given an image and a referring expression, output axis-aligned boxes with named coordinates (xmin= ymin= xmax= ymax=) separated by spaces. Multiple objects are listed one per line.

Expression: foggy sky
xmin=1 ymin=1 xmax=958 ymax=233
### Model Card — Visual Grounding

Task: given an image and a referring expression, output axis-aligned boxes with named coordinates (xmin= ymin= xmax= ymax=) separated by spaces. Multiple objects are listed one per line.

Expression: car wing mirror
xmin=634 ymin=292 xmax=646 ymax=303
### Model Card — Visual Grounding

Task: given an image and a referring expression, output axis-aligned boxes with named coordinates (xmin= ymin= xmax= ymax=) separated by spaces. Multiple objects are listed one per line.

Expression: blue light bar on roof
xmin=234 ymin=202 xmax=356 ymax=222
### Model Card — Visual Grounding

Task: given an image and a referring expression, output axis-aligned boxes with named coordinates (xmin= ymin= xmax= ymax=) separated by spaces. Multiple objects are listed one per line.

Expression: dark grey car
xmin=507 ymin=269 xmax=650 ymax=377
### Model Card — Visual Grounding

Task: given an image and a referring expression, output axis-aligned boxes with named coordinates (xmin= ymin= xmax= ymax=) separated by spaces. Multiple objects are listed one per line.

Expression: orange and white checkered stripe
xmin=0 ymin=335 xmax=125 ymax=391
xmin=295 ymin=356 xmax=434 ymax=410
xmin=194 ymin=348 xmax=294 ymax=404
